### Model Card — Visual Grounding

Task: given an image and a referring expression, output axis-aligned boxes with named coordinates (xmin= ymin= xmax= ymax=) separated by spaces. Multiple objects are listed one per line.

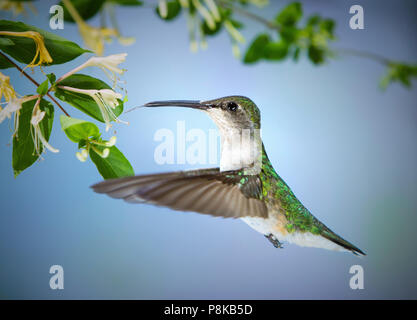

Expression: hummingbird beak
xmin=143 ymin=100 xmax=212 ymax=110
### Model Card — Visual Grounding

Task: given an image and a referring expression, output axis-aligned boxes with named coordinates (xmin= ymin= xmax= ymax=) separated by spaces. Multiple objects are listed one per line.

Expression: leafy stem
xmin=217 ymin=0 xmax=394 ymax=67
xmin=0 ymin=51 xmax=70 ymax=117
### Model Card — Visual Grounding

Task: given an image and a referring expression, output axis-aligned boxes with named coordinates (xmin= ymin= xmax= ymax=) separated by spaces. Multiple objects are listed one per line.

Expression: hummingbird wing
xmin=91 ymin=168 xmax=268 ymax=218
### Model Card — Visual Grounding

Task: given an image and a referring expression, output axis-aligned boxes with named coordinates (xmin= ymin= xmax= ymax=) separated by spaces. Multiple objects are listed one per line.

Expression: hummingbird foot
xmin=265 ymin=234 xmax=284 ymax=249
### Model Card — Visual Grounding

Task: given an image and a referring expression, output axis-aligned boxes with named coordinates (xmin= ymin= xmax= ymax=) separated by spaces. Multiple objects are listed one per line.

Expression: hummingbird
xmin=92 ymin=96 xmax=365 ymax=255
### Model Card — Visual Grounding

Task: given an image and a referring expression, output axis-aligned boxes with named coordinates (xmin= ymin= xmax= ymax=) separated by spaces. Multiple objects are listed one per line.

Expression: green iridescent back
xmin=259 ymin=144 xmax=323 ymax=235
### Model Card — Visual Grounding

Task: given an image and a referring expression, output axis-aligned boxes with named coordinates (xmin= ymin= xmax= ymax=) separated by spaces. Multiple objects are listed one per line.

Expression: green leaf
xmin=243 ymin=34 xmax=270 ymax=64
xmin=279 ymin=26 xmax=298 ymax=43
xmin=308 ymin=45 xmax=325 ymax=65
xmin=230 ymin=19 xmax=243 ymax=29
xmin=201 ymin=8 xmax=237 ymax=36
xmin=46 ymin=73 xmax=56 ymax=85
xmin=293 ymin=47 xmax=300 ymax=61
xmin=264 ymin=41 xmax=289 ymax=61
xmin=202 ymin=19 xmax=222 ymax=36
xmin=320 ymin=19 xmax=335 ymax=36
xmin=0 ymin=37 xmax=14 ymax=46
xmin=12 ymin=98 xmax=54 ymax=177
xmin=0 ymin=53 xmax=14 ymax=69
xmin=0 ymin=20 xmax=90 ymax=66
xmin=54 ymin=74 xmax=123 ymax=122
xmin=36 ymin=79 xmax=49 ymax=95
xmin=78 ymin=139 xmax=87 ymax=149
xmin=380 ymin=63 xmax=417 ymax=89
xmin=58 ymin=0 xmax=106 ymax=23
xmin=275 ymin=2 xmax=303 ymax=27
xmin=307 ymin=14 xmax=321 ymax=27
xmin=90 ymin=145 xmax=134 ymax=179
xmin=156 ymin=0 xmax=181 ymax=21
xmin=60 ymin=115 xmax=100 ymax=143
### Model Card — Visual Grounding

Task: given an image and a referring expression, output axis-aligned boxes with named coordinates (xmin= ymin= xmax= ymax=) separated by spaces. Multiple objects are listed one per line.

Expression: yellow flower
xmin=62 ymin=0 xmax=117 ymax=56
xmin=0 ymin=72 xmax=17 ymax=102
xmin=78 ymin=22 xmax=117 ymax=56
xmin=117 ymin=36 xmax=136 ymax=46
xmin=0 ymin=0 xmax=27 ymax=16
xmin=0 ymin=30 xmax=53 ymax=68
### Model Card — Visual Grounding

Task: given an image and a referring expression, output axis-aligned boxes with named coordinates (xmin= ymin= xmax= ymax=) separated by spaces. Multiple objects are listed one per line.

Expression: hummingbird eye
xmin=227 ymin=102 xmax=238 ymax=112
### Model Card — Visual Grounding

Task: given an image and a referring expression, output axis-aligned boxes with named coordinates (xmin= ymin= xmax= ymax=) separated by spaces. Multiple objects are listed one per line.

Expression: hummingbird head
xmin=144 ymin=96 xmax=261 ymax=131
xmin=144 ymin=96 xmax=263 ymax=171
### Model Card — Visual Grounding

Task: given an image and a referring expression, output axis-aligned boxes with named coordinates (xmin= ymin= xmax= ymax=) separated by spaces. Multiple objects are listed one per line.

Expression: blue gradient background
xmin=1 ymin=0 xmax=417 ymax=299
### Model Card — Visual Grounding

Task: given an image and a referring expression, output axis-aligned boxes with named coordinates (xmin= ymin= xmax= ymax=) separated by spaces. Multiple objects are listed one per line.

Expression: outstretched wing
xmin=91 ymin=168 xmax=268 ymax=219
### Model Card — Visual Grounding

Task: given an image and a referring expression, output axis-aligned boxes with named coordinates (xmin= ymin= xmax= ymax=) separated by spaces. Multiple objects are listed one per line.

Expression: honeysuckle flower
xmin=57 ymin=53 xmax=127 ymax=89
xmin=30 ymin=99 xmax=59 ymax=154
xmin=0 ymin=97 xmax=21 ymax=124
xmin=192 ymin=0 xmax=216 ymax=30
xmin=0 ymin=95 xmax=38 ymax=136
xmin=0 ymin=31 xmax=52 ymax=68
xmin=76 ymin=135 xmax=115 ymax=162
xmin=89 ymin=144 xmax=110 ymax=159
xmin=79 ymin=23 xmax=117 ymax=56
xmin=88 ymin=53 xmax=127 ymax=86
xmin=62 ymin=0 xmax=117 ymax=56
xmin=179 ymin=0 xmax=190 ymax=8
xmin=90 ymin=136 xmax=117 ymax=148
xmin=76 ymin=149 xmax=88 ymax=162
xmin=186 ymin=13 xmax=199 ymax=52
xmin=100 ymin=147 xmax=110 ymax=158
xmin=204 ymin=0 xmax=220 ymax=22
xmin=158 ymin=0 xmax=168 ymax=18
xmin=0 ymin=0 xmax=36 ymax=16
xmin=58 ymin=86 xmax=127 ymax=132
xmin=224 ymin=20 xmax=246 ymax=44
xmin=0 ymin=72 xmax=17 ymax=102
xmin=105 ymin=136 xmax=117 ymax=147
xmin=117 ymin=36 xmax=135 ymax=46
xmin=232 ymin=43 xmax=241 ymax=59
xmin=0 ymin=0 xmax=24 ymax=15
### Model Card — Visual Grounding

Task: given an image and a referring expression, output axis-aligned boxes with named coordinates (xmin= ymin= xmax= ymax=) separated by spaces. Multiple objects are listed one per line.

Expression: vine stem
xmin=218 ymin=0 xmax=281 ymax=31
xmin=217 ymin=0 xmax=393 ymax=66
xmin=0 ymin=51 xmax=70 ymax=117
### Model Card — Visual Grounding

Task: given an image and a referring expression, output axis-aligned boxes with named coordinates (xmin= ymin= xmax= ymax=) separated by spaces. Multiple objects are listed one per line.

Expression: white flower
xmin=58 ymin=86 xmax=128 ymax=132
xmin=102 ymin=148 xmax=110 ymax=158
xmin=92 ymin=89 xmax=125 ymax=132
xmin=87 ymin=53 xmax=127 ymax=75
xmin=0 ymin=95 xmax=38 ymax=136
xmin=0 ymin=97 xmax=22 ymax=123
xmin=56 ymin=53 xmax=127 ymax=89
xmin=204 ymin=0 xmax=220 ymax=22
xmin=192 ymin=0 xmax=216 ymax=30
xmin=158 ymin=0 xmax=168 ymax=18
xmin=76 ymin=149 xmax=88 ymax=162
xmin=106 ymin=136 xmax=117 ymax=147
xmin=31 ymin=100 xmax=59 ymax=154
